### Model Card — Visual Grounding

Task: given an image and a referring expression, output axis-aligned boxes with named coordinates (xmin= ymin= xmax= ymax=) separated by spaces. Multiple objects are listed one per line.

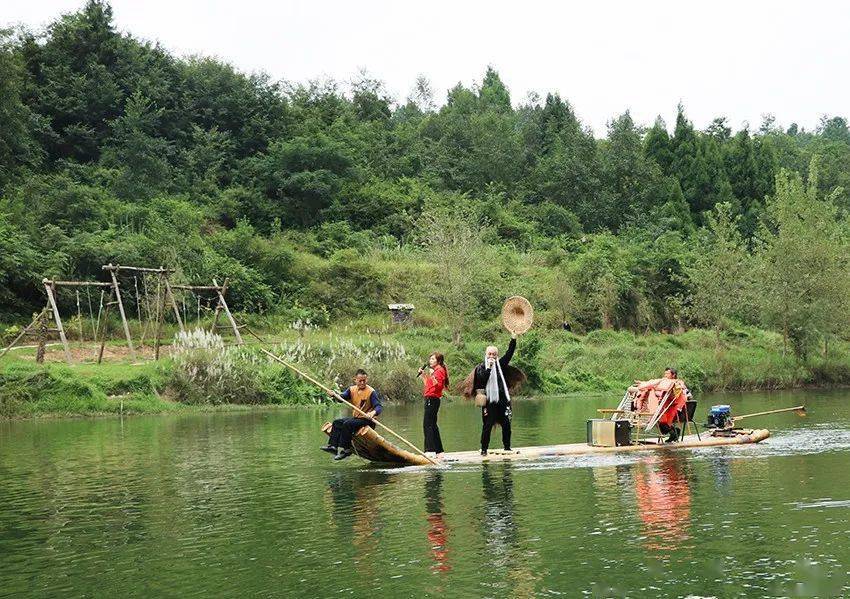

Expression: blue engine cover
xmin=707 ymin=404 xmax=733 ymax=428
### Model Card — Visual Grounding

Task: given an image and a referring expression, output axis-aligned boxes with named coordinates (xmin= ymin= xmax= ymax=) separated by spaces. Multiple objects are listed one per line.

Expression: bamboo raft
xmin=322 ymin=422 xmax=771 ymax=466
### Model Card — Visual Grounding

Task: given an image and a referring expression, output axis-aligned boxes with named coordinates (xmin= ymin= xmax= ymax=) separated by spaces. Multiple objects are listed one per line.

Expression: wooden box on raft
xmin=587 ymin=419 xmax=632 ymax=447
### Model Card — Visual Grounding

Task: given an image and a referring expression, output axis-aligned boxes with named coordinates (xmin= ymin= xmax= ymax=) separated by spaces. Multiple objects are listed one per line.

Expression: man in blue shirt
xmin=321 ymin=369 xmax=383 ymax=461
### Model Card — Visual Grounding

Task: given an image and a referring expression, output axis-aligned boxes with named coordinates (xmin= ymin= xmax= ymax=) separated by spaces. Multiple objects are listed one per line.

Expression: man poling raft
xmin=255 ymin=345 xmax=439 ymax=466
xmin=320 ymin=369 xmax=382 ymax=461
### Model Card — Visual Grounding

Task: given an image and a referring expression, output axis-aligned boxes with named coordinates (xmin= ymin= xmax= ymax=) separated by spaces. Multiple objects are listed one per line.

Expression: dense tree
xmin=754 ymin=161 xmax=850 ymax=358
xmin=245 ymin=134 xmax=352 ymax=228
xmin=686 ymin=203 xmax=751 ymax=347
xmin=601 ymin=111 xmax=655 ymax=229
xmin=100 ymin=91 xmax=172 ymax=200
xmin=1 ymin=0 xmax=849 ymax=347
xmin=0 ymin=29 xmax=41 ymax=188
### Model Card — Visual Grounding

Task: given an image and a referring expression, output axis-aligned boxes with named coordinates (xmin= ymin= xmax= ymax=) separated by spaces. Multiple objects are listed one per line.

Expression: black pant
xmin=481 ymin=404 xmax=511 ymax=451
xmin=659 ymin=422 xmax=679 ymax=434
xmin=423 ymin=396 xmax=444 ymax=453
xmin=329 ymin=417 xmax=372 ymax=450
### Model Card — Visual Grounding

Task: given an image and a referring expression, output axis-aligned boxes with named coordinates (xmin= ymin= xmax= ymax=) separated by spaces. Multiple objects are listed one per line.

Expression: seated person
xmin=628 ymin=367 xmax=689 ymax=442
xmin=321 ymin=369 xmax=382 ymax=461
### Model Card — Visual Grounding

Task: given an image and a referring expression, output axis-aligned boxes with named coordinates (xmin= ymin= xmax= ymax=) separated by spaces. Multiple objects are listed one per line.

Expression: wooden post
xmin=153 ymin=271 xmax=165 ymax=360
xmin=105 ymin=265 xmax=136 ymax=360
xmin=36 ymin=312 xmax=48 ymax=364
xmin=96 ymin=289 xmax=114 ymax=364
xmin=213 ymin=278 xmax=243 ymax=345
xmin=164 ymin=278 xmax=184 ymax=332
xmin=75 ymin=289 xmax=84 ymax=341
xmin=210 ymin=278 xmax=228 ymax=333
xmin=43 ymin=280 xmax=72 ymax=365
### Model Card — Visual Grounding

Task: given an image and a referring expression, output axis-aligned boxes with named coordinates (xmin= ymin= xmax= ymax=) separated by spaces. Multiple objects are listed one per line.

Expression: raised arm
xmin=500 ymin=337 xmax=517 ymax=367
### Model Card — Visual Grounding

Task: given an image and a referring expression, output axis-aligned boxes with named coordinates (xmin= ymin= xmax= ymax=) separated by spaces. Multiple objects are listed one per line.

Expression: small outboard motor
xmin=707 ymin=405 xmax=732 ymax=428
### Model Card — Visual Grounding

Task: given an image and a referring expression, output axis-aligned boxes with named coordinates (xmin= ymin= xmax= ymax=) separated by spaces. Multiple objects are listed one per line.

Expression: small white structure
xmin=387 ymin=303 xmax=414 ymax=324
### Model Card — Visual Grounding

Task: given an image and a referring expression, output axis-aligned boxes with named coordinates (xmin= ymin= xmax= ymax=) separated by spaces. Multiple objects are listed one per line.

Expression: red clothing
xmin=635 ymin=378 xmax=689 ymax=427
xmin=658 ymin=388 xmax=688 ymax=426
xmin=423 ymin=366 xmax=448 ymax=398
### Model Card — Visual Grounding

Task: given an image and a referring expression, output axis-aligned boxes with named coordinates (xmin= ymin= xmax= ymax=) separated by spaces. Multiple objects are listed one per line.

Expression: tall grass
xmin=168 ymin=329 xmax=323 ymax=405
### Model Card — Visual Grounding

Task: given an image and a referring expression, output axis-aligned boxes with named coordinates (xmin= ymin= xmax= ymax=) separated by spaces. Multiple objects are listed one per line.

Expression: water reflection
xmin=633 ymin=455 xmax=693 ymax=552
xmin=423 ymin=471 xmax=451 ymax=574
xmin=324 ymin=470 xmax=390 ymax=573
xmin=709 ymin=455 xmax=733 ymax=491
xmin=480 ymin=463 xmax=538 ymax=597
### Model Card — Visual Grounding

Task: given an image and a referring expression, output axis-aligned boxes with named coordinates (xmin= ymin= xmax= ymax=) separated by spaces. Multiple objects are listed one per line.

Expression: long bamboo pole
xmin=734 ymin=405 xmax=806 ymax=421
xmin=258 ymin=346 xmax=438 ymax=466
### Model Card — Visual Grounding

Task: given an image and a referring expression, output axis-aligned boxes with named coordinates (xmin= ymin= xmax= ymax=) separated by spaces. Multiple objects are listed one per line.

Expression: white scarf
xmin=484 ymin=352 xmax=511 ymax=404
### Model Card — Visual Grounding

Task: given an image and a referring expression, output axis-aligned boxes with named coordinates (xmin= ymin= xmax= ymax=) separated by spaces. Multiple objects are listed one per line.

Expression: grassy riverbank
xmin=2 ymin=322 xmax=849 ymax=419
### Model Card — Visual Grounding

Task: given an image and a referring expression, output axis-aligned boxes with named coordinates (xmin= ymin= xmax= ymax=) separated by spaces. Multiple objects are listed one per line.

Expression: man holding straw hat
xmin=462 ymin=296 xmax=532 ymax=455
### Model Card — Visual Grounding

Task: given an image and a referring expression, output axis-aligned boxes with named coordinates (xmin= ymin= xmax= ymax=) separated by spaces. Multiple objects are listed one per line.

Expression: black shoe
xmin=334 ymin=448 xmax=353 ymax=461
xmin=504 ymin=447 xmax=512 ymax=452
xmin=666 ymin=428 xmax=680 ymax=443
xmin=320 ymin=445 xmax=337 ymax=454
xmin=480 ymin=449 xmax=488 ymax=456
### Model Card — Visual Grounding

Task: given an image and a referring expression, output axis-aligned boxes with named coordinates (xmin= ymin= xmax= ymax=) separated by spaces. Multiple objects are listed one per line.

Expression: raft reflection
xmin=324 ymin=469 xmax=391 ymax=575
xmin=633 ymin=455 xmax=693 ymax=552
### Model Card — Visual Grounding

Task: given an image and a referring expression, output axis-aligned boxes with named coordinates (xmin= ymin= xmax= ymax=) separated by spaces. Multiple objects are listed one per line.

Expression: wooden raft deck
xmin=322 ymin=422 xmax=770 ymax=467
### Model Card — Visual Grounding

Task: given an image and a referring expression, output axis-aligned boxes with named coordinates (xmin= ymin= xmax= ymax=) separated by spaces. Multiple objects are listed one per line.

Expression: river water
xmin=1 ymin=390 xmax=849 ymax=597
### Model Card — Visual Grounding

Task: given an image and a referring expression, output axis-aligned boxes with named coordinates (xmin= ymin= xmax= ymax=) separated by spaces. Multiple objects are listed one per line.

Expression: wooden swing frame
xmin=2 ymin=266 xmax=243 ymax=365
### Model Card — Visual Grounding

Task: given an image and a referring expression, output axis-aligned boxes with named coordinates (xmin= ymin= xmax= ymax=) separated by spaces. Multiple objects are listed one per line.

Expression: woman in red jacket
xmin=419 ymin=352 xmax=449 ymax=458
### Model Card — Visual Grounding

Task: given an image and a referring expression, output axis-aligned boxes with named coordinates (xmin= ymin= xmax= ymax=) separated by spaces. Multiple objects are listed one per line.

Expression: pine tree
xmin=101 ymin=91 xmax=172 ymax=200
xmin=478 ymin=66 xmax=511 ymax=113
xmin=725 ymin=129 xmax=757 ymax=201
xmin=644 ymin=116 xmax=673 ymax=173
xmin=602 ymin=111 xmax=653 ymax=229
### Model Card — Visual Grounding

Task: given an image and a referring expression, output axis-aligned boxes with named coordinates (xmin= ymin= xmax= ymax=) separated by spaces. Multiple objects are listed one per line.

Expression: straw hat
xmin=502 ymin=296 xmax=533 ymax=335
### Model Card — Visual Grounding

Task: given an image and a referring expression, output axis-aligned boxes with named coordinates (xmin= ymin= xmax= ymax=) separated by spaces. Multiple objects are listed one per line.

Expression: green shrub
xmin=512 ymin=330 xmax=544 ymax=390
